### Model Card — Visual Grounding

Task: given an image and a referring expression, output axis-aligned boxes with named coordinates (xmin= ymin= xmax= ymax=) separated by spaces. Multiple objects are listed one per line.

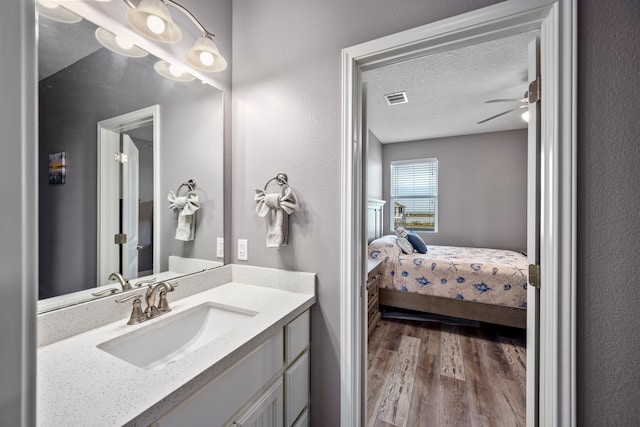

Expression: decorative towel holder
xmin=263 ymin=173 xmax=289 ymax=191
xmin=176 ymin=179 xmax=197 ymax=195
xmin=254 ymin=172 xmax=297 ymax=248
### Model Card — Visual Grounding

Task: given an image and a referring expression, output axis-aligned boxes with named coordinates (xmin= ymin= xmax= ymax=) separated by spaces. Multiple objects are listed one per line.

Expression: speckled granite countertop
xmin=37 ymin=265 xmax=315 ymax=426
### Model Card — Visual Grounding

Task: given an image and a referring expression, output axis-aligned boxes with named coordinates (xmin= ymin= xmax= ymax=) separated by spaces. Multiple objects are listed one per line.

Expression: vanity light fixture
xmin=123 ymin=0 xmax=227 ymax=72
xmin=521 ymin=110 xmax=530 ymax=123
xmin=185 ymin=36 xmax=227 ymax=72
xmin=36 ymin=0 xmax=82 ymax=24
xmin=153 ymin=60 xmax=195 ymax=82
xmin=126 ymin=0 xmax=182 ymax=43
xmin=95 ymin=27 xmax=149 ymax=58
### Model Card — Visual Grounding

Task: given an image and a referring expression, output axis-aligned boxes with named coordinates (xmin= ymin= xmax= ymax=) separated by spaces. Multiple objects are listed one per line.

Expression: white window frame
xmin=390 ymin=158 xmax=438 ymax=233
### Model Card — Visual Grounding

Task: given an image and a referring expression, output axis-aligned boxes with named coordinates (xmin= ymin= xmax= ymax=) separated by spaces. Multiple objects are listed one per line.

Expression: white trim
xmin=340 ymin=1 xmax=576 ymax=426
xmin=97 ymin=105 xmax=161 ymax=284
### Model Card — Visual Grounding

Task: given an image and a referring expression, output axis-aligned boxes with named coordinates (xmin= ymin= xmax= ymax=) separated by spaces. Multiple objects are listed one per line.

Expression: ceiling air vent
xmin=385 ymin=91 xmax=408 ymax=105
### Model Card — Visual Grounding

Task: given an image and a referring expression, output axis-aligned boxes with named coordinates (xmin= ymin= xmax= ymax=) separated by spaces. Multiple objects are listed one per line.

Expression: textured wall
xmin=231 ymin=0 xmax=501 ymax=425
xmin=577 ymin=0 xmax=640 ymax=424
xmin=382 ymin=130 xmax=527 ymax=251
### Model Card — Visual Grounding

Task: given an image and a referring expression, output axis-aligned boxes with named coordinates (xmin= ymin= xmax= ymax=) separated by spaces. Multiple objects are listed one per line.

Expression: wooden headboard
xmin=367 ymin=199 xmax=386 ymax=243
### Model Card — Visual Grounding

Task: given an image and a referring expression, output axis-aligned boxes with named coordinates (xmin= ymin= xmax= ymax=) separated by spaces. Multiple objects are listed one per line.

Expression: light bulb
xmin=114 ymin=36 xmax=134 ymax=50
xmin=146 ymin=15 xmax=166 ymax=34
xmin=521 ymin=110 xmax=530 ymax=123
xmin=38 ymin=0 xmax=59 ymax=9
xmin=169 ymin=64 xmax=184 ymax=77
xmin=199 ymin=51 xmax=215 ymax=66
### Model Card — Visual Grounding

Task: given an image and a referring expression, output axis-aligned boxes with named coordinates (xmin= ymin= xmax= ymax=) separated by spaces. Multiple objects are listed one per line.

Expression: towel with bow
xmin=168 ymin=190 xmax=200 ymax=241
xmin=254 ymin=185 xmax=298 ymax=247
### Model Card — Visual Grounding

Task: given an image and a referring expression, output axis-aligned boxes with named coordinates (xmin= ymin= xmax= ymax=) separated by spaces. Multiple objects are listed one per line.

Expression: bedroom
xmin=364 ymin=30 xmax=535 ymax=426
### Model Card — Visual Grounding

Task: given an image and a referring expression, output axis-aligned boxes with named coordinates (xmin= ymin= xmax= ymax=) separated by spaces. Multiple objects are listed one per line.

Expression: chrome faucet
xmin=116 ymin=281 xmax=178 ymax=325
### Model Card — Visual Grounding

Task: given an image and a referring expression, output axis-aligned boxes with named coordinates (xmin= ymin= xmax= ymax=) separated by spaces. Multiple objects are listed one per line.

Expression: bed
xmin=368 ymin=235 xmax=528 ymax=328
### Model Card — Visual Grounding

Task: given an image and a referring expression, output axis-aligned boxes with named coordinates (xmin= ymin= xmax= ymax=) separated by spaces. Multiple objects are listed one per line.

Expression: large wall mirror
xmin=37 ymin=2 xmax=225 ymax=313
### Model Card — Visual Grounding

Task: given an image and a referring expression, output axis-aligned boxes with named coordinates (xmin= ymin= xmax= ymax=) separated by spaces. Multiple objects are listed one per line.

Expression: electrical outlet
xmin=216 ymin=237 xmax=224 ymax=258
xmin=238 ymin=239 xmax=248 ymax=261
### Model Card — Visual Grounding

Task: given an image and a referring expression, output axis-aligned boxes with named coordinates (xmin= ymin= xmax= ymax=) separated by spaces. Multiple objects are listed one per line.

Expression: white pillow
xmin=396 ymin=236 xmax=414 ymax=254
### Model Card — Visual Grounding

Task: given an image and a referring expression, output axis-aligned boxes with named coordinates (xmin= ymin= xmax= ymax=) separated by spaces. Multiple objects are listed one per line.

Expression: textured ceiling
xmin=363 ymin=31 xmax=538 ymax=143
xmin=38 ymin=17 xmax=101 ymax=81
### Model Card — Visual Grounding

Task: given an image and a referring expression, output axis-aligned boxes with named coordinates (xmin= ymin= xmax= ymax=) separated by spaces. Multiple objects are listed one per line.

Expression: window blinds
xmin=390 ymin=158 xmax=438 ymax=231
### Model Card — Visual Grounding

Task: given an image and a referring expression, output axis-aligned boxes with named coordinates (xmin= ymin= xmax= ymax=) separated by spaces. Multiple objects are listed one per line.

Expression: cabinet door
xmin=153 ymin=331 xmax=283 ymax=427
xmin=284 ymin=351 xmax=309 ymax=427
xmin=233 ymin=378 xmax=283 ymax=427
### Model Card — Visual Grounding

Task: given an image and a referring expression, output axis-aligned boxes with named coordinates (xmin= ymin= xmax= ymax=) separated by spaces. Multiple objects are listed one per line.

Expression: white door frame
xmin=97 ymin=105 xmax=161 ymax=285
xmin=340 ymin=1 xmax=577 ymax=426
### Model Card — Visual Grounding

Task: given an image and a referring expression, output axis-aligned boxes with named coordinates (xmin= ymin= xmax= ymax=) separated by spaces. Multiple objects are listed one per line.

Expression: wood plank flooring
xmin=367 ymin=318 xmax=526 ymax=427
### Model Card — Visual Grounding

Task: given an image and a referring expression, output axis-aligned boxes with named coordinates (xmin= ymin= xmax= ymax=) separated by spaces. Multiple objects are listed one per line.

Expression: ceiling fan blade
xmin=484 ymin=98 xmax=527 ymax=104
xmin=477 ymin=104 xmax=527 ymax=124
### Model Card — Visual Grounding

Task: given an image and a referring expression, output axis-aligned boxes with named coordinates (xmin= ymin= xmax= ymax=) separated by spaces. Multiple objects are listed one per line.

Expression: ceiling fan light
xmin=154 ymin=60 xmax=195 ymax=82
xmin=185 ymin=37 xmax=227 ymax=72
xmin=95 ymin=27 xmax=149 ymax=58
xmin=521 ymin=110 xmax=530 ymax=123
xmin=36 ymin=0 xmax=82 ymax=24
xmin=126 ymin=0 xmax=182 ymax=43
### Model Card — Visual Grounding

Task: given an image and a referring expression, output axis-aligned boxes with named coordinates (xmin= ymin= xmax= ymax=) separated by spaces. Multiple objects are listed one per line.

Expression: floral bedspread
xmin=368 ymin=235 xmax=528 ymax=309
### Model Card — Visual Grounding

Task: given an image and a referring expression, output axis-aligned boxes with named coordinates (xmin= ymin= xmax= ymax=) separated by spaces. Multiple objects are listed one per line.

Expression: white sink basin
xmin=98 ymin=302 xmax=258 ymax=370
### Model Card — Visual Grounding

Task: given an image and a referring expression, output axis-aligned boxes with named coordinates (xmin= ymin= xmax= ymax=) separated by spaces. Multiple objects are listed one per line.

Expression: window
xmin=390 ymin=158 xmax=438 ymax=232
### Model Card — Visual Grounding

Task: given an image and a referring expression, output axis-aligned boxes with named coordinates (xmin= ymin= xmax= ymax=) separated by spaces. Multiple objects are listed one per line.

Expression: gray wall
xmin=38 ymin=48 xmax=224 ymax=298
xmin=367 ymin=131 xmax=384 ymax=200
xmin=382 ymin=130 xmax=527 ymax=251
xmin=577 ymin=0 xmax=640 ymax=424
xmin=231 ymin=1 xmax=501 ymax=425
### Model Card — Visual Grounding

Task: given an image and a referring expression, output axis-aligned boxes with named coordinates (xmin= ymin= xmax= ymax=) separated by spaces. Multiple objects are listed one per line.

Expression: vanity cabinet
xmin=152 ymin=310 xmax=310 ymax=427
xmin=367 ymin=259 xmax=382 ymax=337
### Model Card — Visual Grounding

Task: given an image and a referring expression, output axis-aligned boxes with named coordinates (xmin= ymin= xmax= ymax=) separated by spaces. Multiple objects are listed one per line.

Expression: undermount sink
xmin=98 ymin=302 xmax=258 ymax=370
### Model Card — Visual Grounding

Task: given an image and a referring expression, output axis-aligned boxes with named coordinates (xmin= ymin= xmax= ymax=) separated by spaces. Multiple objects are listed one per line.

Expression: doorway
xmin=97 ymin=105 xmax=160 ymax=287
xmin=340 ymin=1 xmax=577 ymax=426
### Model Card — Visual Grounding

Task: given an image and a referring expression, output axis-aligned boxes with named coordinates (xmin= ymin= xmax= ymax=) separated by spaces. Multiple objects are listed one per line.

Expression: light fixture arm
xmin=122 ymin=0 xmax=215 ymax=38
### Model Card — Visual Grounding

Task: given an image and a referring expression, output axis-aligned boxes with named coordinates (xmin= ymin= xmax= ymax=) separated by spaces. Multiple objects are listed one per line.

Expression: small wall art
xmin=48 ymin=152 xmax=66 ymax=185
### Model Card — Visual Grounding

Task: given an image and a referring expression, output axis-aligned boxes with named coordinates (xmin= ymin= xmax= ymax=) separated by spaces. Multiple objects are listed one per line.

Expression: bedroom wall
xmin=382 ymin=129 xmax=527 ymax=252
xmin=367 ymin=130 xmax=384 ymax=200
xmin=231 ymin=0 xmax=502 ymax=425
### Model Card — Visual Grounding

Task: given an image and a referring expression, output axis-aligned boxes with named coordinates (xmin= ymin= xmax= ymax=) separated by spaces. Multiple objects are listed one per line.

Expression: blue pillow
xmin=407 ymin=232 xmax=428 ymax=254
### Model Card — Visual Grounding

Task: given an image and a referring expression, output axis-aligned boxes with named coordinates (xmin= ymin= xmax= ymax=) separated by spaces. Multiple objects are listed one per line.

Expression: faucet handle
xmin=133 ymin=278 xmax=157 ymax=288
xmin=91 ymin=287 xmax=119 ymax=297
xmin=115 ymin=294 xmax=146 ymax=325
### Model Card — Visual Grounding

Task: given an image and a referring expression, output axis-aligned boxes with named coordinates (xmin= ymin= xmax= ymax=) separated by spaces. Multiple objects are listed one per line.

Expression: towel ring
xmin=177 ymin=179 xmax=197 ymax=195
xmin=263 ymin=173 xmax=288 ymax=191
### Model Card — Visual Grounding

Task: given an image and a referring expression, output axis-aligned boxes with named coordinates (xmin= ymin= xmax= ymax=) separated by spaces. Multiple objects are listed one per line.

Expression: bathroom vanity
xmin=37 ymin=265 xmax=315 ymax=427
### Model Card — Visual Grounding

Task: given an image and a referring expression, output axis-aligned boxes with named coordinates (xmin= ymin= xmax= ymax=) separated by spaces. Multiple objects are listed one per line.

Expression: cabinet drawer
xmin=284 ymin=351 xmax=309 ymax=427
xmin=367 ymin=279 xmax=379 ymax=305
xmin=285 ymin=310 xmax=310 ymax=365
xmin=367 ymin=296 xmax=378 ymax=323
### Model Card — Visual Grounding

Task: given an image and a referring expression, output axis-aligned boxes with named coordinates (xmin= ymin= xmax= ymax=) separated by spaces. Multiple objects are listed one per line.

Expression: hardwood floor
xmin=367 ymin=317 xmax=526 ymax=427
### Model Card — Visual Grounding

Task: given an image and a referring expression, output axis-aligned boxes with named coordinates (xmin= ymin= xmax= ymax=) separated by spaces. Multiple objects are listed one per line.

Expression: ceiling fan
xmin=477 ymin=91 xmax=529 ymax=124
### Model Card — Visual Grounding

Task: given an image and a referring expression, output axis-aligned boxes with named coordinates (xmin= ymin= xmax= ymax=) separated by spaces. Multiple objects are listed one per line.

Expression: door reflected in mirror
xmin=37 ymin=10 xmax=224 ymax=312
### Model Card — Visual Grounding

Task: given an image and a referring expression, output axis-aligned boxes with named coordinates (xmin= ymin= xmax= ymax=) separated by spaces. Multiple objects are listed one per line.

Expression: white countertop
xmin=37 ymin=267 xmax=315 ymax=426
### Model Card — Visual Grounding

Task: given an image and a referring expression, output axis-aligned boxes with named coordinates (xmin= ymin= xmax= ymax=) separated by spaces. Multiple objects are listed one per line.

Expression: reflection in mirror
xmin=37 ymin=10 xmax=224 ymax=313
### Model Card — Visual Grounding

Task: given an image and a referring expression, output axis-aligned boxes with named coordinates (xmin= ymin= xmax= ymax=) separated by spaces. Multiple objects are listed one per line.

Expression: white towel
xmin=254 ymin=185 xmax=298 ymax=247
xmin=168 ymin=190 xmax=200 ymax=241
